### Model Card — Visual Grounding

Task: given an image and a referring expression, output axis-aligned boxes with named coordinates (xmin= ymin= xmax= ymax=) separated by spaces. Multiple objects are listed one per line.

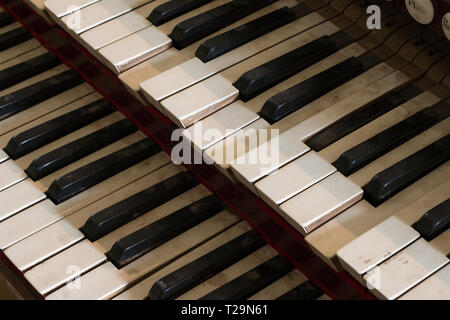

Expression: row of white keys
xmin=364 ymin=230 xmax=450 ymax=300
xmin=21 ymin=164 xmax=208 ymax=294
xmin=166 ymin=20 xmax=341 ymax=129
xmin=118 ymin=0 xmax=299 ymax=101
xmin=139 ymin=3 xmax=329 ymax=108
xmin=305 ymin=97 xmax=450 ymax=269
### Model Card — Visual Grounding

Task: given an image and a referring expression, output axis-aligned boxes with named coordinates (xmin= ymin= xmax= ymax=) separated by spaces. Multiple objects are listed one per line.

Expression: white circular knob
xmin=405 ymin=0 xmax=435 ymax=25
xmin=443 ymin=13 xmax=450 ymax=41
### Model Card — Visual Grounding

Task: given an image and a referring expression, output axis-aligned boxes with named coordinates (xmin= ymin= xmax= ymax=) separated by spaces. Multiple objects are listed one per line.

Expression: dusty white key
xmin=113 ymin=221 xmax=251 ymax=300
xmin=99 ymin=26 xmax=172 ymax=73
xmin=0 ymin=160 xmax=28 ymax=192
xmin=255 ymin=151 xmax=336 ymax=207
xmin=337 ymin=216 xmax=420 ymax=281
xmin=0 ymin=150 xmax=8 ymax=163
xmin=0 ymin=179 xmax=45 ymax=222
xmin=46 ymin=209 xmax=240 ymax=299
xmin=399 ymin=264 xmax=450 ymax=300
xmin=364 ymin=237 xmax=450 ymax=300
xmin=44 ymin=0 xmax=100 ymax=18
xmin=61 ymin=0 xmax=152 ymax=34
xmin=140 ymin=11 xmax=327 ymax=105
xmin=231 ymin=131 xmax=311 ymax=193
xmin=79 ymin=1 xmax=157 ymax=50
xmin=161 ymin=21 xmax=340 ymax=128
xmin=25 ymin=240 xmax=106 ymax=295
xmin=279 ymin=172 xmax=363 ymax=235
xmin=203 ymin=118 xmax=270 ymax=181
xmin=248 ymin=269 xmax=308 ymax=300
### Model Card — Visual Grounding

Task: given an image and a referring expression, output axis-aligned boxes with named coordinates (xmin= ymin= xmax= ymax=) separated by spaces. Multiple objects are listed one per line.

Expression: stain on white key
xmin=0 ymin=179 xmax=45 ymax=222
xmin=399 ymin=264 xmax=450 ymax=300
xmin=279 ymin=172 xmax=363 ymax=235
xmin=337 ymin=216 xmax=420 ymax=280
xmin=365 ymin=237 xmax=449 ymax=300
xmin=255 ymin=151 xmax=336 ymax=207
xmin=44 ymin=0 xmax=100 ymax=18
xmin=0 ymin=160 xmax=27 ymax=192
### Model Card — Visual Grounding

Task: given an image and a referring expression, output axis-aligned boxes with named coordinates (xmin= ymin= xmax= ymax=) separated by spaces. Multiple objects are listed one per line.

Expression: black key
xmin=4 ymin=99 xmax=115 ymax=160
xmin=81 ymin=171 xmax=199 ymax=241
xmin=0 ymin=52 xmax=61 ymax=91
xmin=169 ymin=0 xmax=277 ymax=49
xmin=413 ymin=199 xmax=450 ymax=241
xmin=234 ymin=36 xmax=337 ymax=102
xmin=108 ymin=195 xmax=225 ymax=268
xmin=0 ymin=70 xmax=84 ymax=122
xmin=276 ymin=280 xmax=323 ymax=300
xmin=26 ymin=119 xmax=137 ymax=180
xmin=307 ymin=86 xmax=423 ymax=152
xmin=363 ymin=134 xmax=450 ymax=207
xmin=0 ymin=27 xmax=32 ymax=52
xmin=260 ymin=57 xmax=365 ymax=123
xmin=200 ymin=255 xmax=293 ymax=300
xmin=47 ymin=139 xmax=160 ymax=204
xmin=149 ymin=230 xmax=266 ymax=300
xmin=334 ymin=101 xmax=450 ymax=176
xmin=196 ymin=7 xmax=296 ymax=63
xmin=148 ymin=0 xmax=214 ymax=26
xmin=0 ymin=11 xmax=14 ymax=28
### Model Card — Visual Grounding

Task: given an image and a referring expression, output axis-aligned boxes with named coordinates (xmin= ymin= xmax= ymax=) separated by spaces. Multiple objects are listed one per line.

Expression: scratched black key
xmin=196 ymin=7 xmax=296 ymax=63
xmin=169 ymin=0 xmax=277 ymax=49
xmin=276 ymin=280 xmax=323 ymax=300
xmin=148 ymin=0 xmax=214 ymax=26
xmin=108 ymin=195 xmax=225 ymax=268
xmin=81 ymin=171 xmax=199 ymax=241
xmin=149 ymin=230 xmax=266 ymax=300
xmin=4 ymin=99 xmax=115 ymax=160
xmin=307 ymin=86 xmax=423 ymax=152
xmin=260 ymin=57 xmax=365 ymax=123
xmin=47 ymin=139 xmax=160 ymax=204
xmin=200 ymin=255 xmax=293 ymax=300
xmin=0 ymin=52 xmax=61 ymax=91
xmin=363 ymin=134 xmax=450 ymax=207
xmin=26 ymin=119 xmax=137 ymax=180
xmin=0 ymin=27 xmax=32 ymax=52
xmin=334 ymin=101 xmax=450 ymax=176
xmin=413 ymin=199 xmax=450 ymax=241
xmin=0 ymin=70 xmax=84 ymax=121
xmin=0 ymin=11 xmax=14 ymax=28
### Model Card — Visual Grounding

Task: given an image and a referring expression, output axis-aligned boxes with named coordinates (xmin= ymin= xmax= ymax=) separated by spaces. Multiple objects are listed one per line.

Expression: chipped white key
xmin=364 ymin=238 xmax=449 ymax=300
xmin=255 ymin=151 xmax=336 ymax=207
xmin=279 ymin=172 xmax=363 ymax=235
xmin=44 ymin=0 xmax=100 ymax=18
xmin=140 ymin=11 xmax=326 ymax=105
xmin=399 ymin=264 xmax=450 ymax=300
xmin=0 ymin=179 xmax=45 ymax=222
xmin=337 ymin=216 xmax=420 ymax=281
xmin=0 ymin=160 xmax=27 ymax=191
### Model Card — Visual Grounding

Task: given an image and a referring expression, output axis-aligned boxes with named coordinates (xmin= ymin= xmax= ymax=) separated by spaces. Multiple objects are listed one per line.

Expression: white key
xmin=113 ymin=221 xmax=251 ymax=300
xmin=0 ymin=179 xmax=45 ymax=222
xmin=161 ymin=21 xmax=340 ymax=128
xmin=0 ymin=39 xmax=41 ymax=65
xmin=0 ymin=150 xmax=8 ymax=163
xmin=255 ymin=151 xmax=336 ymax=207
xmin=61 ymin=0 xmax=152 ymax=34
xmin=337 ymin=216 xmax=420 ymax=281
xmin=231 ymin=131 xmax=311 ymax=193
xmin=44 ymin=0 xmax=100 ymax=18
xmin=279 ymin=172 xmax=363 ymax=235
xmin=364 ymin=236 xmax=450 ymax=300
xmin=140 ymin=11 xmax=327 ymax=105
xmin=2 ymin=156 xmax=171 ymax=268
xmin=399 ymin=264 xmax=450 ymax=300
xmin=0 ymin=160 xmax=27 ymax=191
xmin=46 ymin=209 xmax=240 ymax=299
xmin=79 ymin=1 xmax=157 ymax=50
xmin=0 ymin=46 xmax=48 ymax=71
xmin=248 ymin=269 xmax=308 ymax=300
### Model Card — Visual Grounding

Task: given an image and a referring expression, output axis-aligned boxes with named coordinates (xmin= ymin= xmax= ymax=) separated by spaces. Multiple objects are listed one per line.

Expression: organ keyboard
xmin=0 ymin=0 xmax=449 ymax=300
